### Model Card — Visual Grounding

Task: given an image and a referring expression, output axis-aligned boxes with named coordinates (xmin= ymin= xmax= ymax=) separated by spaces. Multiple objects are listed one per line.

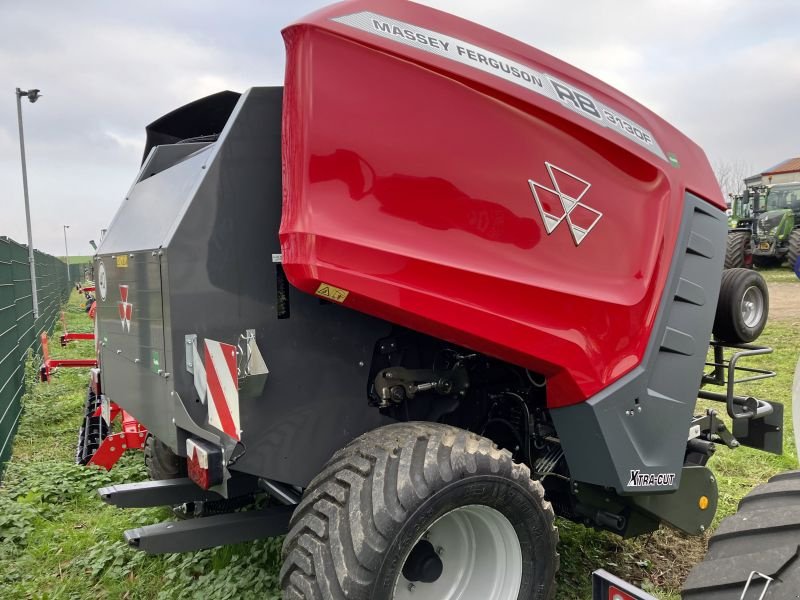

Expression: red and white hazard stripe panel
xmin=204 ymin=339 xmax=240 ymax=441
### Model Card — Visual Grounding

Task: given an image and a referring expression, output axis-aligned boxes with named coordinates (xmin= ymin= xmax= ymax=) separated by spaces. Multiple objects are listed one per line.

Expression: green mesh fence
xmin=0 ymin=236 xmax=80 ymax=479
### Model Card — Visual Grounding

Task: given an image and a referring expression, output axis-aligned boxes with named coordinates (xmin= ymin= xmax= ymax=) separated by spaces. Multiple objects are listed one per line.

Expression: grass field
xmin=0 ymin=270 xmax=797 ymax=599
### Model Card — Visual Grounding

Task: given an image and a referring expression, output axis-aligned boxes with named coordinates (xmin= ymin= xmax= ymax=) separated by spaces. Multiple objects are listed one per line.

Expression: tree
xmin=713 ymin=159 xmax=754 ymax=200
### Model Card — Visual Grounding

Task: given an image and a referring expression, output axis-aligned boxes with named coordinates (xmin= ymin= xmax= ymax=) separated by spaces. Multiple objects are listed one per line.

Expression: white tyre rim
xmin=393 ymin=504 xmax=523 ymax=600
xmin=740 ymin=285 xmax=765 ymax=329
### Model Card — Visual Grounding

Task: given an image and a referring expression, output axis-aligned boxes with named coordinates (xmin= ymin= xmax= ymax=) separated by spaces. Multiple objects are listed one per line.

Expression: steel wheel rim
xmin=392 ymin=504 xmax=523 ymax=600
xmin=740 ymin=285 xmax=764 ymax=328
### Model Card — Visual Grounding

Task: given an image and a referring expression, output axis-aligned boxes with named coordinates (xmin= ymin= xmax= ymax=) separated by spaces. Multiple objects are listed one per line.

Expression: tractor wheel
xmin=712 ymin=268 xmax=769 ymax=343
xmin=144 ymin=434 xmax=187 ymax=480
xmin=682 ymin=471 xmax=800 ymax=599
xmin=280 ymin=422 xmax=558 ymax=600
xmin=724 ymin=231 xmax=751 ymax=269
xmin=788 ymin=229 xmax=800 ymax=272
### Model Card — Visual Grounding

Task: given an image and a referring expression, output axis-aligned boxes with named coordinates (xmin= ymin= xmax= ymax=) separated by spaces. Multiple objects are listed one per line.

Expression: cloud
xmin=0 ymin=0 xmax=797 ymax=255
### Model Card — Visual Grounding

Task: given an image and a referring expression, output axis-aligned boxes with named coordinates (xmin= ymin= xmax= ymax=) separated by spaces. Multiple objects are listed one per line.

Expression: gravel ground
xmin=769 ymin=281 xmax=799 ymax=323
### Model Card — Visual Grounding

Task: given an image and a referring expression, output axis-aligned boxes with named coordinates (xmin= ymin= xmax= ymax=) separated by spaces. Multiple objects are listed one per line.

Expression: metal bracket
xmin=740 ymin=571 xmax=772 ymax=600
xmin=185 ymin=334 xmax=207 ymax=404
xmin=237 ymin=329 xmax=268 ymax=399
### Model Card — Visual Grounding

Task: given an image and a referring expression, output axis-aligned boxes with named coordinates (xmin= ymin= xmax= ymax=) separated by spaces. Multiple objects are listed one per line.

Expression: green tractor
xmin=751 ymin=182 xmax=800 ymax=269
xmin=724 ymin=187 xmax=760 ymax=269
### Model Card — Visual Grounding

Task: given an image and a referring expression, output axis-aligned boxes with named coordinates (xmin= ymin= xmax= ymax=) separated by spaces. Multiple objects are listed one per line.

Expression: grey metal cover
xmin=95 ymin=87 xmax=392 ymax=490
xmin=551 ymin=194 xmax=728 ymax=493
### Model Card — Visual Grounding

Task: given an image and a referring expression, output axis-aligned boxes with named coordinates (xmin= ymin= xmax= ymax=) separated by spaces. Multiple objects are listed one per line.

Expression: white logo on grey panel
xmin=528 ymin=163 xmax=602 ymax=246
xmin=332 ymin=11 xmax=666 ymax=160
xmin=97 ymin=260 xmax=107 ymax=301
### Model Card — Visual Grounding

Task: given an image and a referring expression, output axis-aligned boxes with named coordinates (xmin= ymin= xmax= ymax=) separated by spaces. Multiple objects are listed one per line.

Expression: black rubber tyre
xmin=144 ymin=434 xmax=187 ymax=480
xmin=788 ymin=229 xmax=800 ymax=271
xmin=724 ymin=231 xmax=751 ymax=269
xmin=682 ymin=471 xmax=800 ymax=599
xmin=713 ymin=268 xmax=769 ymax=343
xmin=280 ymin=422 xmax=559 ymax=600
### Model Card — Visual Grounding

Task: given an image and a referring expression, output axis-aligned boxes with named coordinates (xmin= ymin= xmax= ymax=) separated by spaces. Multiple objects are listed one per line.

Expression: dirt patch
xmin=769 ymin=281 xmax=800 ymax=323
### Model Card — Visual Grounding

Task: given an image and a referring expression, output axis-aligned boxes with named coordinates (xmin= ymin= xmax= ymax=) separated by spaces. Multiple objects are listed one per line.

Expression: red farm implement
xmin=39 ymin=331 xmax=97 ymax=382
xmin=59 ymin=311 xmax=95 ymax=347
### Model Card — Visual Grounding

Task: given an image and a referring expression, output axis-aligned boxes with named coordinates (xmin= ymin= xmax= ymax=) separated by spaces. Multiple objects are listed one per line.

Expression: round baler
xmin=91 ymin=2 xmax=784 ymax=598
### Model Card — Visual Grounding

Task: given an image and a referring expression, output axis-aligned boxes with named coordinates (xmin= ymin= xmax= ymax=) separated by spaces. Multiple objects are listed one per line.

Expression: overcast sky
xmin=1 ymin=0 xmax=798 ymax=256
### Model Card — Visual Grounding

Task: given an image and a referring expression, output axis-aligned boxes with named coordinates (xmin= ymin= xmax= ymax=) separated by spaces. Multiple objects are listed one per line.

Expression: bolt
xmin=436 ymin=546 xmax=444 ymax=556
xmin=636 ymin=406 xmax=642 ymax=412
xmin=731 ymin=440 xmax=740 ymax=447
xmin=358 ymin=361 xmax=365 ymax=367
xmin=699 ymin=525 xmax=705 ymax=532
xmin=407 ymin=583 xmax=415 ymax=592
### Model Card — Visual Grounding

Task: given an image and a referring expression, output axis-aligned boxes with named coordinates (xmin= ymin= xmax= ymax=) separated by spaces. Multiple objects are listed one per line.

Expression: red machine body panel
xmin=280 ymin=0 xmax=723 ymax=408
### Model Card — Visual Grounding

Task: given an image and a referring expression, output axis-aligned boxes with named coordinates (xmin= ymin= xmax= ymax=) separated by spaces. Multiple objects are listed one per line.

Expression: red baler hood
xmin=280 ymin=0 xmax=724 ymax=407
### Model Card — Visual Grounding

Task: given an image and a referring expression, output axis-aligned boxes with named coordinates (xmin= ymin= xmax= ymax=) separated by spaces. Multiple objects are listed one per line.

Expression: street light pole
xmin=15 ymin=87 xmax=42 ymax=320
xmin=63 ymin=225 xmax=71 ymax=282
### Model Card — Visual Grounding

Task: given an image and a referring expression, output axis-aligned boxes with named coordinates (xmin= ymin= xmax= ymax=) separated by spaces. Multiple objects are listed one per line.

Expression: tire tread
xmin=281 ymin=422 xmax=558 ymax=599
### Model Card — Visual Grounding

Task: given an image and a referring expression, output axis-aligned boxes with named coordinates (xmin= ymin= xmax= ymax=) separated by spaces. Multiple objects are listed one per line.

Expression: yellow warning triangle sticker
xmin=315 ymin=282 xmax=349 ymax=303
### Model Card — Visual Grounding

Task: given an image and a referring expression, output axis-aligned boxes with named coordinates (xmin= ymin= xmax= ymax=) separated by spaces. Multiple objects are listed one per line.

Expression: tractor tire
xmin=280 ymin=422 xmax=559 ymax=600
xmin=724 ymin=231 xmax=751 ymax=269
xmin=788 ymin=229 xmax=800 ymax=272
xmin=682 ymin=471 xmax=800 ymax=599
xmin=144 ymin=434 xmax=187 ymax=480
xmin=712 ymin=268 xmax=769 ymax=343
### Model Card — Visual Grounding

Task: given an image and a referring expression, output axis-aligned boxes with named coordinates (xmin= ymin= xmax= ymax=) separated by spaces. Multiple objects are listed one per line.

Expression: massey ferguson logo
xmin=628 ymin=470 xmax=676 ymax=488
xmin=529 ymin=162 xmax=603 ymax=246
xmin=118 ymin=285 xmax=133 ymax=332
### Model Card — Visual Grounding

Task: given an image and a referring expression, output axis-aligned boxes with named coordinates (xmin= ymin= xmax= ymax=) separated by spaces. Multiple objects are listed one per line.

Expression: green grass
xmin=758 ymin=266 xmax=800 ymax=283
xmin=57 ymin=256 xmax=93 ymax=265
xmin=0 ymin=293 xmax=283 ymax=599
xmin=0 ymin=290 xmax=797 ymax=599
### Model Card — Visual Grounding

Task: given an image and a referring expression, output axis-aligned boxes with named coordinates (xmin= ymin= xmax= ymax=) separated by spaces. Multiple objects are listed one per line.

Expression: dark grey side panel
xmin=160 ymin=87 xmax=393 ymax=487
xmin=97 ymin=251 xmax=174 ymax=445
xmin=551 ymin=194 xmax=727 ymax=494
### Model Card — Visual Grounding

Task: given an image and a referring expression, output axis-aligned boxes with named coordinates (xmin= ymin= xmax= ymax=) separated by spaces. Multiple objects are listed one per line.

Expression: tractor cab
xmin=752 ymin=182 xmax=800 ymax=267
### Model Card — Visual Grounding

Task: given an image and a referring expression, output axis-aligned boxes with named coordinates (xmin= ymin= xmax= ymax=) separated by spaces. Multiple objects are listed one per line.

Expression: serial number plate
xmin=759 ymin=242 xmax=770 ymax=250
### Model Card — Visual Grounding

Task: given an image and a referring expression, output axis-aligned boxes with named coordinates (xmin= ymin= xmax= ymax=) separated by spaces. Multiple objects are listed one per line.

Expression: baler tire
xmin=280 ymin=422 xmax=559 ymax=600
xmin=682 ymin=470 xmax=800 ymax=599
xmin=713 ymin=268 xmax=769 ymax=343
xmin=724 ymin=231 xmax=750 ymax=270
xmin=144 ymin=434 xmax=187 ymax=480
xmin=788 ymin=229 xmax=800 ymax=272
